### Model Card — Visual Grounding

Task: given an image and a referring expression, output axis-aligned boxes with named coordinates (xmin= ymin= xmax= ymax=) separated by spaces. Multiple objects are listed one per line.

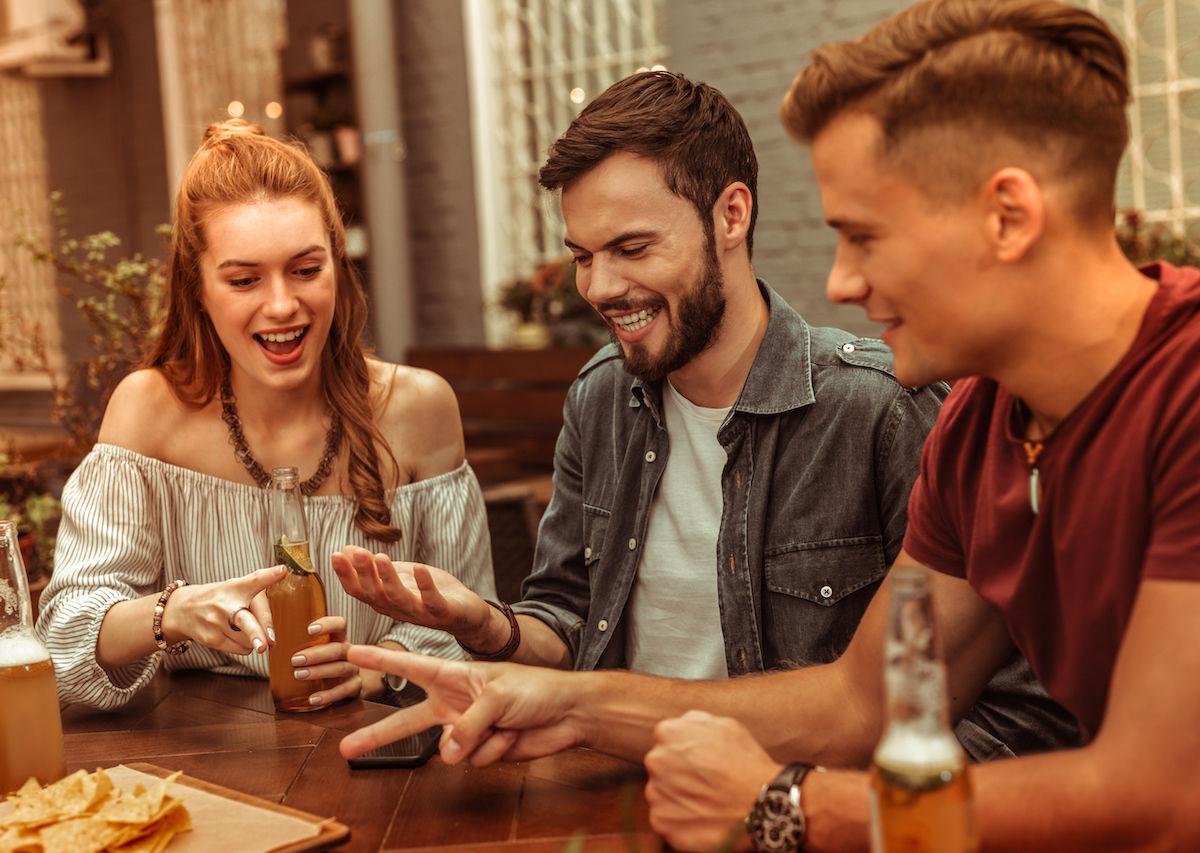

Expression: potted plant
xmin=498 ymin=256 xmax=608 ymax=348
xmin=0 ymin=192 xmax=168 ymax=456
xmin=1116 ymin=209 xmax=1200 ymax=267
xmin=0 ymin=454 xmax=62 ymax=614
xmin=0 ymin=194 xmax=166 ymax=600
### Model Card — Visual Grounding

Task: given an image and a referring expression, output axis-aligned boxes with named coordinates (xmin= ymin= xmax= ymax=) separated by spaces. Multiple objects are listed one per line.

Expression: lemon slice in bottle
xmin=274 ymin=535 xmax=316 ymax=575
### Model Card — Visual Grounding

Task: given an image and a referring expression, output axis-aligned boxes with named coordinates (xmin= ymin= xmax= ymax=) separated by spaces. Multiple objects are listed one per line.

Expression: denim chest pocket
xmin=582 ymin=505 xmax=610 ymax=568
xmin=762 ymin=536 xmax=886 ymax=668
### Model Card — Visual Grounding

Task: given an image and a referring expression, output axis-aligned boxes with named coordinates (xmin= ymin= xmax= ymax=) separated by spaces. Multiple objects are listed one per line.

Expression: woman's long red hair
xmin=144 ymin=119 xmax=402 ymax=542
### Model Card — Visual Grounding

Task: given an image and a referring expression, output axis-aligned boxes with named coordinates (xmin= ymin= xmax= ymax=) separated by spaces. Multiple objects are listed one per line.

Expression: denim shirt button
xmin=598 ymin=619 xmax=609 ymax=632
xmin=820 ymin=584 xmax=834 ymax=599
xmin=584 ymin=546 xmax=592 ymax=559
xmin=627 ymin=538 xmax=638 ymax=550
xmin=841 ymin=343 xmax=856 ymax=353
xmin=644 ymin=451 xmax=657 ymax=463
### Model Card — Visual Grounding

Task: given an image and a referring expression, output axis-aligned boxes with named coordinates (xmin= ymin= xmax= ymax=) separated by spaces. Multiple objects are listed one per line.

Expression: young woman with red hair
xmin=38 ymin=120 xmax=494 ymax=710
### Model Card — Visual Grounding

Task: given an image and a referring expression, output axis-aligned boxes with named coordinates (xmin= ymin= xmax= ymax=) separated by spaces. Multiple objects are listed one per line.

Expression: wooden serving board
xmin=126 ymin=763 xmax=349 ymax=851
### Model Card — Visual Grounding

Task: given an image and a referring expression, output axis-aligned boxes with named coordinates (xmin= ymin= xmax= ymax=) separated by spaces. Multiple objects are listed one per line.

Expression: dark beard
xmin=616 ymin=234 xmax=726 ymax=383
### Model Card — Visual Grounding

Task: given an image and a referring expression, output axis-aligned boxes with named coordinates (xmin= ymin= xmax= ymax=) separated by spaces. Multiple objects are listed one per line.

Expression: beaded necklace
xmin=219 ymin=378 xmax=342 ymax=496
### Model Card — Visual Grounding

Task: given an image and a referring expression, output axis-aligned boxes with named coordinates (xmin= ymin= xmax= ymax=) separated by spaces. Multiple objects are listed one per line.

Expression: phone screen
xmin=347 ymin=682 xmax=442 ymax=769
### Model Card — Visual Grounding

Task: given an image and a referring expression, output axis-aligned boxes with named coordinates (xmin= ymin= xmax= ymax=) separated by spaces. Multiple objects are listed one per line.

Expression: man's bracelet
xmin=152 ymin=579 xmax=192 ymax=656
xmin=456 ymin=600 xmax=520 ymax=662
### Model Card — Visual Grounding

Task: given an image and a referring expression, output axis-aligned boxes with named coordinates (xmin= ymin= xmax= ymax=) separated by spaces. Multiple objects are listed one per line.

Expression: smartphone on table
xmin=347 ymin=680 xmax=441 ymax=769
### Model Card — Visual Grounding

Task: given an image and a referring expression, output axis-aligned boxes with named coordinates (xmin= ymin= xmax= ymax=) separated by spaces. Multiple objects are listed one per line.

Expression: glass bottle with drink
xmin=0 ymin=519 xmax=66 ymax=793
xmin=869 ymin=567 xmax=979 ymax=853
xmin=266 ymin=467 xmax=335 ymax=712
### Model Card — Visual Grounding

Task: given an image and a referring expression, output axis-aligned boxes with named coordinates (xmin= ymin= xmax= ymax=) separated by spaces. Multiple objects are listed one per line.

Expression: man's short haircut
xmin=781 ymin=0 xmax=1130 ymax=226
xmin=539 ymin=71 xmax=759 ymax=253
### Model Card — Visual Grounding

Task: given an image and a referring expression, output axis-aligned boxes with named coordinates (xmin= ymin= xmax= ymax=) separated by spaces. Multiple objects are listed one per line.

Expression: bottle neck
xmin=876 ymin=568 xmax=960 ymax=763
xmin=269 ymin=474 xmax=309 ymax=548
xmin=0 ymin=522 xmax=34 ymax=633
xmin=882 ymin=654 xmax=953 ymax=736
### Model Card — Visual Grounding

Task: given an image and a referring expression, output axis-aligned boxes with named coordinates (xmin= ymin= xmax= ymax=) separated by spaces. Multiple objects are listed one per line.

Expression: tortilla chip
xmin=0 ymin=768 xmax=191 ymax=853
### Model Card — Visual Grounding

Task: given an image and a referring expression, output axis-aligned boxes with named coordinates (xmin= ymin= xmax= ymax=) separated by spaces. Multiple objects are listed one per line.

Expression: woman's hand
xmin=331 ymin=546 xmax=495 ymax=643
xmin=290 ymin=615 xmax=364 ymax=707
xmin=160 ymin=565 xmax=287 ymax=655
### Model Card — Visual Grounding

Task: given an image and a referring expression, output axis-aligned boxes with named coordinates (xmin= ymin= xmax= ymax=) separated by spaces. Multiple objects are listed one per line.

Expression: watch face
xmin=749 ymin=789 xmax=803 ymax=852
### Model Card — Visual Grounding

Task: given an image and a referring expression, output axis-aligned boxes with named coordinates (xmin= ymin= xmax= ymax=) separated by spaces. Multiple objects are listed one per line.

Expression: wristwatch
xmin=745 ymin=763 xmax=812 ymax=852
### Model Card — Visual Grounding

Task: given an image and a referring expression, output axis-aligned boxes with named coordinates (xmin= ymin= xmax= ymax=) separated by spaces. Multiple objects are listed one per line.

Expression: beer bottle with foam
xmin=0 ymin=519 xmax=65 ymax=793
xmin=869 ymin=567 xmax=979 ymax=853
xmin=266 ymin=467 xmax=335 ymax=712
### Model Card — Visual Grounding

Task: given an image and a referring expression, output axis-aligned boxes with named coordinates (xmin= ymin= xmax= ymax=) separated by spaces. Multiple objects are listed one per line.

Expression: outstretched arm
xmin=962 ymin=578 xmax=1200 ymax=851
xmin=331 ymin=549 xmax=572 ymax=668
xmin=341 ymin=557 xmax=1011 ymax=769
xmin=648 ymin=577 xmax=1200 ymax=852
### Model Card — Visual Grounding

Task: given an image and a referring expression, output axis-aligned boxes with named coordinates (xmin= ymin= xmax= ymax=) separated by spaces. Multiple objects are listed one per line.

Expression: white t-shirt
xmin=627 ymin=380 xmax=730 ymax=679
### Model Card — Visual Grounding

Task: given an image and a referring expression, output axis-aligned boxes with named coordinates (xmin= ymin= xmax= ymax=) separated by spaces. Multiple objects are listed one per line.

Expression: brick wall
xmin=666 ymin=0 xmax=905 ymax=338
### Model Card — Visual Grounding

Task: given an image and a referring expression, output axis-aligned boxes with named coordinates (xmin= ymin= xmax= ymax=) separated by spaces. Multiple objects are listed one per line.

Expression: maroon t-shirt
xmin=904 ymin=263 xmax=1200 ymax=741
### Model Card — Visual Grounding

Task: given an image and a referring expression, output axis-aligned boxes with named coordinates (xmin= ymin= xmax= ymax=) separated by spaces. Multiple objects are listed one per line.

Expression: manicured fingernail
xmin=252 ymin=638 xmax=263 ymax=652
xmin=267 ymin=627 xmax=277 ymax=643
xmin=309 ymin=694 xmax=323 ymax=705
xmin=307 ymin=623 xmax=321 ymax=635
xmin=294 ymin=669 xmax=310 ymax=680
xmin=443 ymin=740 xmax=462 ymax=762
xmin=291 ymin=654 xmax=306 ymax=666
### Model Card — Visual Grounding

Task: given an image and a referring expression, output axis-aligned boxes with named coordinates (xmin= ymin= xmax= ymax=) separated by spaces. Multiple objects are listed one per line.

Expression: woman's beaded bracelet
xmin=152 ymin=579 xmax=192 ymax=656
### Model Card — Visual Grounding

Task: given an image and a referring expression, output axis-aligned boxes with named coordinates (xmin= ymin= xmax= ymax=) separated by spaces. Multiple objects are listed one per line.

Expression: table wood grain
xmin=60 ymin=671 xmax=662 ymax=852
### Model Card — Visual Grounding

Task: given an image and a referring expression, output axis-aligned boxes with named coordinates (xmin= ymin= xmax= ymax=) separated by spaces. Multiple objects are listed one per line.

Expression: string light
xmin=265 ymin=101 xmax=283 ymax=119
xmin=569 ymin=87 xmax=585 ymax=104
xmin=227 ymin=100 xmax=245 ymax=117
xmin=651 ymin=64 xmax=667 ymax=71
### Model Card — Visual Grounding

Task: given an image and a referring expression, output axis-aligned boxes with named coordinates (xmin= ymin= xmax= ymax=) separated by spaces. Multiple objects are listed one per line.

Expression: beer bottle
xmin=869 ymin=567 xmax=979 ymax=853
xmin=0 ymin=520 xmax=65 ymax=793
xmin=266 ymin=467 xmax=335 ymax=712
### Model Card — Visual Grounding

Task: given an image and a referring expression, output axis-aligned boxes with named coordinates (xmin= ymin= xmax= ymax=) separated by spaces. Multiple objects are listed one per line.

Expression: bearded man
xmin=331 ymin=71 xmax=1077 ymax=761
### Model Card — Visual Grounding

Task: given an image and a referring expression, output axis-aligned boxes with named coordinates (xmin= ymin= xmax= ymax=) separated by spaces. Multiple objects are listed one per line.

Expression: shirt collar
xmin=628 ymin=279 xmax=815 ymax=421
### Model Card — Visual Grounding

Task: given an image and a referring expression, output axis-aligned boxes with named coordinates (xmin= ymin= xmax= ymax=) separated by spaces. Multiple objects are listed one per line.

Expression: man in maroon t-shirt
xmin=327 ymin=1 xmax=1200 ymax=850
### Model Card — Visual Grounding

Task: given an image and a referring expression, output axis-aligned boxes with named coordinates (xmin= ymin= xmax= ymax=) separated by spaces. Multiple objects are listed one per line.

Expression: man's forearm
xmin=459 ymin=608 xmax=573 ymax=669
xmin=511 ymin=615 xmax=573 ymax=668
xmin=972 ymin=747 xmax=1187 ymax=850
xmin=571 ymin=664 xmax=881 ymax=766
xmin=801 ymin=745 xmax=1192 ymax=852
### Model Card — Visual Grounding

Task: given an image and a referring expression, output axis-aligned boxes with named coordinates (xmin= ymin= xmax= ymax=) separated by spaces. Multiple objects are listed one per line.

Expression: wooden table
xmin=60 ymin=671 xmax=661 ymax=852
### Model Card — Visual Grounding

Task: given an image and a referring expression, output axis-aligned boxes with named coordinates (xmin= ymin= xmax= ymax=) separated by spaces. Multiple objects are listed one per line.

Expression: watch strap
xmin=771 ymin=762 xmax=813 ymax=794
xmin=746 ymin=762 xmax=813 ymax=853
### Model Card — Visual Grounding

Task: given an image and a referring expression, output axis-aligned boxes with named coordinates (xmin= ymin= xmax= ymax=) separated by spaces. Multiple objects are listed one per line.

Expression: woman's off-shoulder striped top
xmin=37 ymin=444 xmax=495 ymax=710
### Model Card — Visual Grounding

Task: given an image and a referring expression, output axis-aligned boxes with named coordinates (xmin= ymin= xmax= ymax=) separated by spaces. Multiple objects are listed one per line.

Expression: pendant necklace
xmin=1022 ymin=439 xmax=1044 ymax=515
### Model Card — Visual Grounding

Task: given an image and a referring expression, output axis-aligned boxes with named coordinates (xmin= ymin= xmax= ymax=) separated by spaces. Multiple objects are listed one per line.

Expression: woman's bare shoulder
xmin=97 ymin=368 xmax=192 ymax=457
xmin=368 ymin=359 xmax=464 ymax=478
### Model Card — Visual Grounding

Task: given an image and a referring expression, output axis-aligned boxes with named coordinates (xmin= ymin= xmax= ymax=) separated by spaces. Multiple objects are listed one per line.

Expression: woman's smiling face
xmin=198 ymin=197 xmax=336 ymax=394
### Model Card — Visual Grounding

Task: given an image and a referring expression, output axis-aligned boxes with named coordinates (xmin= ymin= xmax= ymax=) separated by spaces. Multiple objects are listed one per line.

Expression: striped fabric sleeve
xmin=35 ymin=452 xmax=167 ymax=710
xmin=379 ymin=464 xmax=496 ymax=659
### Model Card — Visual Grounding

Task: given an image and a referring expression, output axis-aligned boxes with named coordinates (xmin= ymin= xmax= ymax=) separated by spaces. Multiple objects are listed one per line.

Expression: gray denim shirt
xmin=513 ymin=280 xmax=1080 ymax=760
